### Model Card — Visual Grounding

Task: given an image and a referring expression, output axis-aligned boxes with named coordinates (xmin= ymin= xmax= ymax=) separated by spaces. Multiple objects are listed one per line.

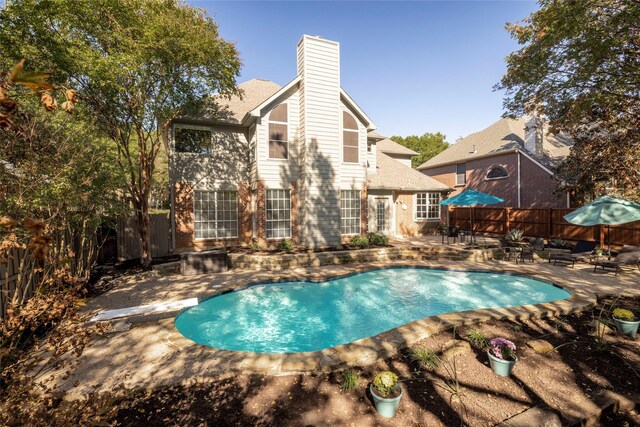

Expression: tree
xmin=497 ymin=0 xmax=640 ymax=202
xmin=389 ymin=132 xmax=450 ymax=168
xmin=0 ymin=0 xmax=242 ymax=265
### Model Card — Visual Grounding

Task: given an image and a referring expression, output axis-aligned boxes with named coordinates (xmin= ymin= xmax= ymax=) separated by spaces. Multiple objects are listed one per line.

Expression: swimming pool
xmin=174 ymin=267 xmax=570 ymax=353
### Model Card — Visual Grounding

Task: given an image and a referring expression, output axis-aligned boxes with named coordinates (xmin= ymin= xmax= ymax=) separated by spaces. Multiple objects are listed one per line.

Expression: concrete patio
xmin=46 ymin=248 xmax=640 ymax=399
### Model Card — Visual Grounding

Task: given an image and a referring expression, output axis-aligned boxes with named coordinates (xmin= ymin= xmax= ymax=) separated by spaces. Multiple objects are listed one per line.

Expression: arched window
xmin=268 ymin=104 xmax=288 ymax=159
xmin=486 ymin=165 xmax=508 ymax=180
xmin=343 ymin=111 xmax=359 ymax=163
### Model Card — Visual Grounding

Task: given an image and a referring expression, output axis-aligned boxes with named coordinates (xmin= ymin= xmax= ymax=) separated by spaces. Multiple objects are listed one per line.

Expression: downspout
xmin=165 ymin=122 xmax=176 ymax=253
xmin=517 ymin=151 xmax=522 ymax=208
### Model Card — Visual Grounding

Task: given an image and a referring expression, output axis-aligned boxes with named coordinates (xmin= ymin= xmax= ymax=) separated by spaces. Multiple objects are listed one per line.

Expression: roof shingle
xmin=368 ymin=152 xmax=450 ymax=192
xmin=417 ymin=117 xmax=573 ymax=170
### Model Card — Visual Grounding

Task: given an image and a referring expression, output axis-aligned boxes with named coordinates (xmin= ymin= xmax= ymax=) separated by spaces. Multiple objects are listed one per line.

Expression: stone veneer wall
xmin=229 ymin=245 xmax=503 ymax=271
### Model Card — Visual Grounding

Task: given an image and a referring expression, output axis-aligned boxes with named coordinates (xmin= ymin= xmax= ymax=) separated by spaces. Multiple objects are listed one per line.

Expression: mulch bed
xmin=104 ymin=296 xmax=639 ymax=426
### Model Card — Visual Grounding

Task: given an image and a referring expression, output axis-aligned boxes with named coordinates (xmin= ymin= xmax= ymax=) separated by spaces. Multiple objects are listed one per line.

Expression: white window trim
xmin=265 ymin=188 xmax=292 ymax=240
xmin=455 ymin=163 xmax=467 ymax=186
xmin=193 ymin=190 xmax=239 ymax=241
xmin=414 ymin=192 xmax=442 ymax=222
xmin=485 ymin=165 xmax=509 ymax=181
xmin=342 ymin=111 xmax=360 ymax=165
xmin=267 ymin=104 xmax=289 ymax=161
xmin=173 ymin=124 xmax=213 ymax=156
xmin=340 ymin=190 xmax=361 ymax=235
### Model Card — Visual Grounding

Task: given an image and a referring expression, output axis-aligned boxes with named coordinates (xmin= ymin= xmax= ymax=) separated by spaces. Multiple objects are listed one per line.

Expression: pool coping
xmin=155 ymin=261 xmax=595 ymax=375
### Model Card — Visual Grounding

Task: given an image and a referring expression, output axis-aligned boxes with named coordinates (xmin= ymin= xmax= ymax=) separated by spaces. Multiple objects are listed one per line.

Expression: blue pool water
xmin=174 ymin=268 xmax=570 ymax=353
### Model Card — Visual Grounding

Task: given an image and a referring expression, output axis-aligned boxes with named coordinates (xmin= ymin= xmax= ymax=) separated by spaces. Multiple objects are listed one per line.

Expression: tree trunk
xmin=135 ymin=195 xmax=152 ymax=267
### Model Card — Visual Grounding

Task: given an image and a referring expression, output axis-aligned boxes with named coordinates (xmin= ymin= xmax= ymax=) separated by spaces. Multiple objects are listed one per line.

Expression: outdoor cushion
xmin=549 ymin=240 xmax=596 ymax=266
xmin=592 ymin=245 xmax=640 ymax=275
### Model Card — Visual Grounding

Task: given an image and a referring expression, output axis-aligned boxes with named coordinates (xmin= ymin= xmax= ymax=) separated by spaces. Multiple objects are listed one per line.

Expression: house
xmin=166 ymin=35 xmax=450 ymax=252
xmin=417 ymin=117 xmax=573 ymax=208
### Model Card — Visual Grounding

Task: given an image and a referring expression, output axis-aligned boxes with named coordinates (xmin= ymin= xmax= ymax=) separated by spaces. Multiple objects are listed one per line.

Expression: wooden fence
xmin=116 ymin=213 xmax=171 ymax=261
xmin=449 ymin=207 xmax=640 ymax=246
xmin=0 ymin=247 xmax=41 ymax=322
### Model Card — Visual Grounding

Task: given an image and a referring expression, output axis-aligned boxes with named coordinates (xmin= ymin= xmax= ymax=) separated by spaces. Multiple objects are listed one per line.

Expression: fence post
xmin=505 ymin=207 xmax=511 ymax=233
xmin=548 ymin=208 xmax=553 ymax=240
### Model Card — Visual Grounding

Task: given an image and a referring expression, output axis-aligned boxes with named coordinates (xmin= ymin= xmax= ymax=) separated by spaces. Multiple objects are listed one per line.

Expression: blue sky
xmin=192 ymin=1 xmax=537 ymax=142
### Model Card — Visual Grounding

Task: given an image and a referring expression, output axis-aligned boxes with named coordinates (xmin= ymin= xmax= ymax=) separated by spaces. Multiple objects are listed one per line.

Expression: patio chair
xmin=442 ymin=226 xmax=459 ymax=244
xmin=499 ymin=237 xmax=532 ymax=263
xmin=549 ymin=240 xmax=597 ymax=267
xmin=592 ymin=245 xmax=640 ymax=276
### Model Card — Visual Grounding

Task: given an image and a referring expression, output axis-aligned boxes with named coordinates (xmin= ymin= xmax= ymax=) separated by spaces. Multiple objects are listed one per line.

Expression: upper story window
xmin=174 ymin=126 xmax=212 ymax=154
xmin=268 ymin=104 xmax=288 ymax=160
xmin=486 ymin=165 xmax=508 ymax=180
xmin=455 ymin=162 xmax=466 ymax=186
xmin=343 ymin=111 xmax=359 ymax=164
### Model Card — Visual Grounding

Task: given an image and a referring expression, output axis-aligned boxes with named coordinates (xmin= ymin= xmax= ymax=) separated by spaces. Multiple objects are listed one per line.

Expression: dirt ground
xmin=98 ymin=296 xmax=640 ymax=426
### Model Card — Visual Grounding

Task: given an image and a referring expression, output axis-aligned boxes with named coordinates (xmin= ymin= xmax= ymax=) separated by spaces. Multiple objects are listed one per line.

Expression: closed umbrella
xmin=440 ymin=189 xmax=505 ymax=245
xmin=563 ymin=195 xmax=640 ymax=253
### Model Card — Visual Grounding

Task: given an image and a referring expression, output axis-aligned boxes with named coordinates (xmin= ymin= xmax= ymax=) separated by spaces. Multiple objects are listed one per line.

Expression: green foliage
xmin=340 ymin=369 xmax=360 ymax=392
xmin=410 ymin=346 xmax=441 ymax=370
xmin=497 ymin=0 xmax=640 ymax=202
xmin=466 ymin=329 xmax=489 ymax=349
xmin=249 ymin=241 xmax=261 ymax=253
xmin=613 ymin=308 xmax=635 ymax=322
xmin=0 ymin=0 xmax=242 ymax=264
xmin=367 ymin=232 xmax=388 ymax=247
xmin=372 ymin=371 xmax=398 ymax=397
xmin=348 ymin=235 xmax=369 ymax=249
xmin=276 ymin=240 xmax=294 ymax=252
xmin=389 ymin=132 xmax=450 ymax=168
xmin=506 ymin=229 xmax=524 ymax=242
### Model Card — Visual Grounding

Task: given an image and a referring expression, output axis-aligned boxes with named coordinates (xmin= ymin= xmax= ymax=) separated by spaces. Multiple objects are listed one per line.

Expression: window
xmin=268 ymin=104 xmax=288 ymax=159
xmin=266 ymin=189 xmax=291 ymax=239
xmin=455 ymin=163 xmax=466 ymax=185
xmin=343 ymin=111 xmax=359 ymax=163
xmin=415 ymin=192 xmax=441 ymax=221
xmin=193 ymin=191 xmax=238 ymax=239
xmin=249 ymin=125 xmax=256 ymax=165
xmin=174 ymin=126 xmax=212 ymax=154
xmin=376 ymin=199 xmax=387 ymax=233
xmin=340 ymin=190 xmax=361 ymax=234
xmin=486 ymin=165 xmax=508 ymax=180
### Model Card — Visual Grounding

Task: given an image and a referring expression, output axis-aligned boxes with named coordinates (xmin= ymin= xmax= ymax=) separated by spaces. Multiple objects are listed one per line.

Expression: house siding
xmin=421 ymin=151 xmax=568 ymax=208
xmin=297 ymin=36 xmax=342 ymax=247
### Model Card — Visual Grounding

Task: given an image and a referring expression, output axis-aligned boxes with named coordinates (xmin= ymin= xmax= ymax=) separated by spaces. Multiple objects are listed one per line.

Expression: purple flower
xmin=489 ymin=338 xmax=517 ymax=360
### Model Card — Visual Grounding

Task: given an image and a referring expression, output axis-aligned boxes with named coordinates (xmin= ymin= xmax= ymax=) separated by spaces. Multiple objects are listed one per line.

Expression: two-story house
xmin=167 ymin=35 xmax=450 ymax=251
xmin=418 ymin=117 xmax=573 ymax=208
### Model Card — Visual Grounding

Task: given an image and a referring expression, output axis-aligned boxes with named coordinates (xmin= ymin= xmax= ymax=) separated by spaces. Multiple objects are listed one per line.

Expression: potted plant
xmin=369 ymin=370 xmax=402 ymax=418
xmin=487 ymin=338 xmax=517 ymax=377
xmin=612 ymin=308 xmax=639 ymax=338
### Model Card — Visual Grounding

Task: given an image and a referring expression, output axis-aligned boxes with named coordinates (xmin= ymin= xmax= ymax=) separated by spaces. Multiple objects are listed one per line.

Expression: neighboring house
xmin=166 ymin=35 xmax=450 ymax=252
xmin=417 ymin=117 xmax=573 ymax=208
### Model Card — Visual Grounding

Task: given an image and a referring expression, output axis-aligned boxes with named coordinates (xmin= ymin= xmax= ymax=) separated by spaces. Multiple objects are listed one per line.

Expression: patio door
xmin=375 ymin=198 xmax=390 ymax=235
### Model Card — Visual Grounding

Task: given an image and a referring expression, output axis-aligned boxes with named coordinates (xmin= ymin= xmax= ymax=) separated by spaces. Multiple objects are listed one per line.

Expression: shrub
xmin=466 ymin=329 xmax=489 ymax=349
xmin=410 ymin=346 xmax=441 ymax=370
xmin=506 ymin=229 xmax=524 ymax=242
xmin=340 ymin=369 xmax=360 ymax=392
xmin=275 ymin=239 xmax=294 ymax=252
xmin=249 ymin=240 xmax=261 ymax=252
xmin=489 ymin=338 xmax=517 ymax=361
xmin=372 ymin=371 xmax=398 ymax=397
xmin=367 ymin=232 xmax=388 ymax=246
xmin=348 ymin=235 xmax=369 ymax=249
xmin=613 ymin=308 xmax=636 ymax=321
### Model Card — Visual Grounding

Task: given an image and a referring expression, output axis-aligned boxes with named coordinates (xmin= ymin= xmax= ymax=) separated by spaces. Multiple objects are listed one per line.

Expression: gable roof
xmin=368 ymin=152 xmax=450 ymax=192
xmin=377 ymin=138 xmax=418 ymax=156
xmin=417 ymin=117 xmax=573 ymax=171
xmin=212 ymin=79 xmax=282 ymax=124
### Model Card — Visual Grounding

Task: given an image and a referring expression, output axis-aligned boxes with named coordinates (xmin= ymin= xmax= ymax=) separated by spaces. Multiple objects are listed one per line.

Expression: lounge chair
xmin=549 ymin=240 xmax=597 ymax=267
xmin=592 ymin=245 xmax=640 ymax=276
